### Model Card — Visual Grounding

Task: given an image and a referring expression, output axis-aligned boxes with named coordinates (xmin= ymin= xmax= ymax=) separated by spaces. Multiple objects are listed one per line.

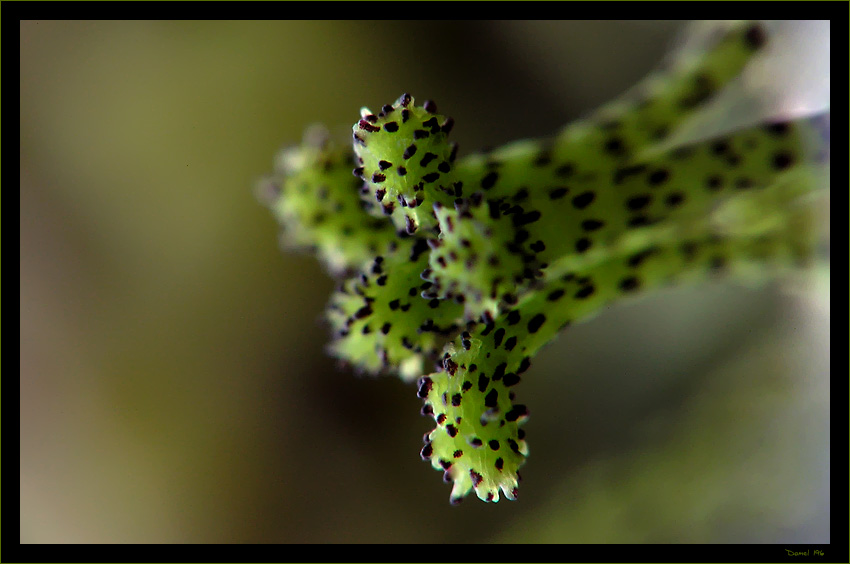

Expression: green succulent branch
xmin=257 ymin=21 xmax=829 ymax=504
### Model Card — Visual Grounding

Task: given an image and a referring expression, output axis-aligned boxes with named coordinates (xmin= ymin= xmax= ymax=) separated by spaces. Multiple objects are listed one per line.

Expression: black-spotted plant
xmin=257 ymin=21 xmax=829 ymax=504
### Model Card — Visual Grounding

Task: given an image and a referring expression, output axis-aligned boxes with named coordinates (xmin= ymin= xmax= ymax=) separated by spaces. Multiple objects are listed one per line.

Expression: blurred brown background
xmin=20 ymin=20 xmax=829 ymax=543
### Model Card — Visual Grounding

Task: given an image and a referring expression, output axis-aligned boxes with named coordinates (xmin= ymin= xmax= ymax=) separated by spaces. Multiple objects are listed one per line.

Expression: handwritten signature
xmin=786 ymin=549 xmax=825 ymax=557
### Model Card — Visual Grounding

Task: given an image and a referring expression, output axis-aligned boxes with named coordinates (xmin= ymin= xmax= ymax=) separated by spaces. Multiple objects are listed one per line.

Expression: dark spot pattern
xmin=572 ymin=192 xmax=595 ymax=209
xmin=744 ymin=23 xmax=767 ymax=50
xmin=481 ymin=171 xmax=499 ymax=190
xmin=619 ymin=276 xmax=640 ymax=292
xmin=549 ymin=187 xmax=568 ymax=200
xmin=575 ymin=238 xmax=592 ymax=253
xmin=527 ymin=314 xmax=546 ymax=334
xmin=626 ymin=195 xmax=652 ymax=211
xmin=267 ymin=35 xmax=826 ymax=502
xmin=648 ymin=169 xmax=669 ymax=186
xmin=772 ymin=151 xmax=794 ymax=170
xmin=581 ymin=219 xmax=604 ymax=232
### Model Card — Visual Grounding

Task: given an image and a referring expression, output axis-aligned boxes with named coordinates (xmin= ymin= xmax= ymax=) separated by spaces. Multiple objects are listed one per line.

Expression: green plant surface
xmin=21 ymin=19 xmax=829 ymax=544
xmin=258 ymin=20 xmax=829 ymax=504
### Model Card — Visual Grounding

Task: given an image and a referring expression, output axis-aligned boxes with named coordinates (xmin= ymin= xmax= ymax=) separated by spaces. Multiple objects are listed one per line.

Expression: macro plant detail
xmin=257 ymin=21 xmax=829 ymax=504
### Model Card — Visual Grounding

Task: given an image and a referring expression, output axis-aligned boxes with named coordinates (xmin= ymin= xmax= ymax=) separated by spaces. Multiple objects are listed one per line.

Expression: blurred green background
xmin=20 ymin=20 xmax=829 ymax=543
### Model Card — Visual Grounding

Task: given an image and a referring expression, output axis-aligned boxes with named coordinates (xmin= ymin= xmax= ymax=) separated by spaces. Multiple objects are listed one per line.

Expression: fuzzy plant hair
xmin=257 ymin=21 xmax=829 ymax=504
